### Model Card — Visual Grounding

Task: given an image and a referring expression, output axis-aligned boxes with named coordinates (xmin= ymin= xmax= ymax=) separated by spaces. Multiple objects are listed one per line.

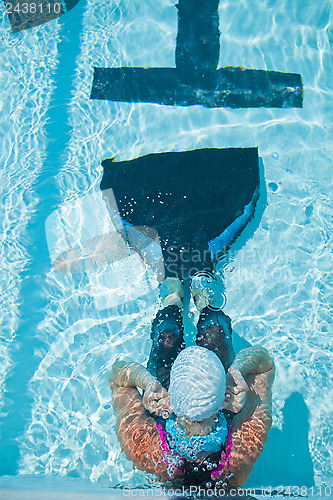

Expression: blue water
xmin=0 ymin=0 xmax=332 ymax=491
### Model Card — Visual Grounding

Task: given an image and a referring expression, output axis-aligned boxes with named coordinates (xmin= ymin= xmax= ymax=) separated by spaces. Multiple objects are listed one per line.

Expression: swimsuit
xmin=165 ymin=411 xmax=228 ymax=462
xmin=155 ymin=412 xmax=232 ymax=487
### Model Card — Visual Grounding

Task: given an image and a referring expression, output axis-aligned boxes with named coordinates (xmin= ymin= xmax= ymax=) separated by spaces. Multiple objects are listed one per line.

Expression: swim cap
xmin=169 ymin=346 xmax=226 ymax=421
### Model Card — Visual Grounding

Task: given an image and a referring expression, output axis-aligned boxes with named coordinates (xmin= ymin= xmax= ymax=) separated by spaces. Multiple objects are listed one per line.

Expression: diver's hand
xmin=222 ymin=367 xmax=249 ymax=413
xmin=143 ymin=379 xmax=171 ymax=417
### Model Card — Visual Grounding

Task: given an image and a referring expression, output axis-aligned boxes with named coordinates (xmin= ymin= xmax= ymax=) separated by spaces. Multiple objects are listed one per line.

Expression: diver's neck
xmin=176 ymin=414 xmax=217 ymax=437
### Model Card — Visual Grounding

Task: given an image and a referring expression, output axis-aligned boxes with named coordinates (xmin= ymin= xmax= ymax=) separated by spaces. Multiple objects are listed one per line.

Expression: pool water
xmin=0 ymin=0 xmax=332 ymax=492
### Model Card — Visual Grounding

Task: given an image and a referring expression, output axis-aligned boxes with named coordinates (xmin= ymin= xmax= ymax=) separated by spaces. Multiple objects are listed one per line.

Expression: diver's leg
xmin=147 ymin=305 xmax=185 ymax=389
xmin=196 ymin=308 xmax=235 ymax=371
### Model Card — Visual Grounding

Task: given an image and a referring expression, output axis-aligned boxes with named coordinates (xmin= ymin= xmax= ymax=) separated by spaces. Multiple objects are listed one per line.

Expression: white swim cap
xmin=169 ymin=346 xmax=226 ymax=421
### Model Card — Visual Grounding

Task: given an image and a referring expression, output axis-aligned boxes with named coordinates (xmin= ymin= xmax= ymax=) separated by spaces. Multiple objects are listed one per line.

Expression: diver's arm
xmin=216 ymin=346 xmax=275 ymax=487
xmin=230 ymin=346 xmax=275 ymax=428
xmin=109 ymin=364 xmax=180 ymax=482
xmin=109 ymin=359 xmax=156 ymax=391
xmin=231 ymin=345 xmax=274 ymax=377
xmin=109 ymin=359 xmax=170 ymax=416
xmin=222 ymin=346 xmax=274 ymax=414
xmin=111 ymin=384 xmax=176 ymax=482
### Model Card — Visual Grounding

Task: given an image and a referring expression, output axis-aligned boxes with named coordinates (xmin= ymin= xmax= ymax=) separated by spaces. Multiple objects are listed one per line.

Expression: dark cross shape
xmin=90 ymin=0 xmax=303 ymax=108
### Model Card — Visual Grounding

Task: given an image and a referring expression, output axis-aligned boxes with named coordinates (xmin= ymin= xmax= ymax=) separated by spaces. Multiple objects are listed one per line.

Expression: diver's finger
xmin=223 ymin=392 xmax=245 ymax=410
xmin=222 ymin=399 xmax=239 ymax=412
xmin=148 ymin=379 xmax=163 ymax=390
xmin=149 ymin=393 xmax=163 ymax=404
xmin=145 ymin=392 xmax=161 ymax=408
xmin=224 ymin=387 xmax=238 ymax=399
xmin=146 ymin=401 xmax=157 ymax=413
xmin=151 ymin=381 xmax=163 ymax=392
xmin=227 ymin=385 xmax=241 ymax=395
xmin=154 ymin=402 xmax=169 ymax=415
xmin=230 ymin=368 xmax=248 ymax=391
xmin=222 ymin=400 xmax=235 ymax=411
xmin=232 ymin=403 xmax=243 ymax=413
xmin=152 ymin=399 xmax=171 ymax=417
xmin=154 ymin=387 xmax=168 ymax=400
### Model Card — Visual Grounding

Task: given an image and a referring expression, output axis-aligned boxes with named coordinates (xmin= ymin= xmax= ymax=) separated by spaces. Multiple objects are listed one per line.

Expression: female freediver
xmin=109 ymin=278 xmax=275 ymax=488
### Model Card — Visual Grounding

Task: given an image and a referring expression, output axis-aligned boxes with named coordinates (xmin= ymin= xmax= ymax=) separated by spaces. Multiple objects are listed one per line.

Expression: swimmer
xmin=109 ymin=278 xmax=275 ymax=487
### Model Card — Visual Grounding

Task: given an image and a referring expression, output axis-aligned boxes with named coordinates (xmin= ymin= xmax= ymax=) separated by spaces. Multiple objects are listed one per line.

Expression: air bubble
xmin=268 ymin=182 xmax=279 ymax=192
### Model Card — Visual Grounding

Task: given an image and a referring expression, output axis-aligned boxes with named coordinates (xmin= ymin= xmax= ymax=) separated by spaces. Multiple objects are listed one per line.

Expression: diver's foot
xmin=196 ymin=307 xmax=235 ymax=371
xmin=148 ymin=304 xmax=185 ymax=389
xmin=159 ymin=277 xmax=184 ymax=309
xmin=190 ymin=272 xmax=226 ymax=311
xmin=151 ymin=305 xmax=184 ymax=351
